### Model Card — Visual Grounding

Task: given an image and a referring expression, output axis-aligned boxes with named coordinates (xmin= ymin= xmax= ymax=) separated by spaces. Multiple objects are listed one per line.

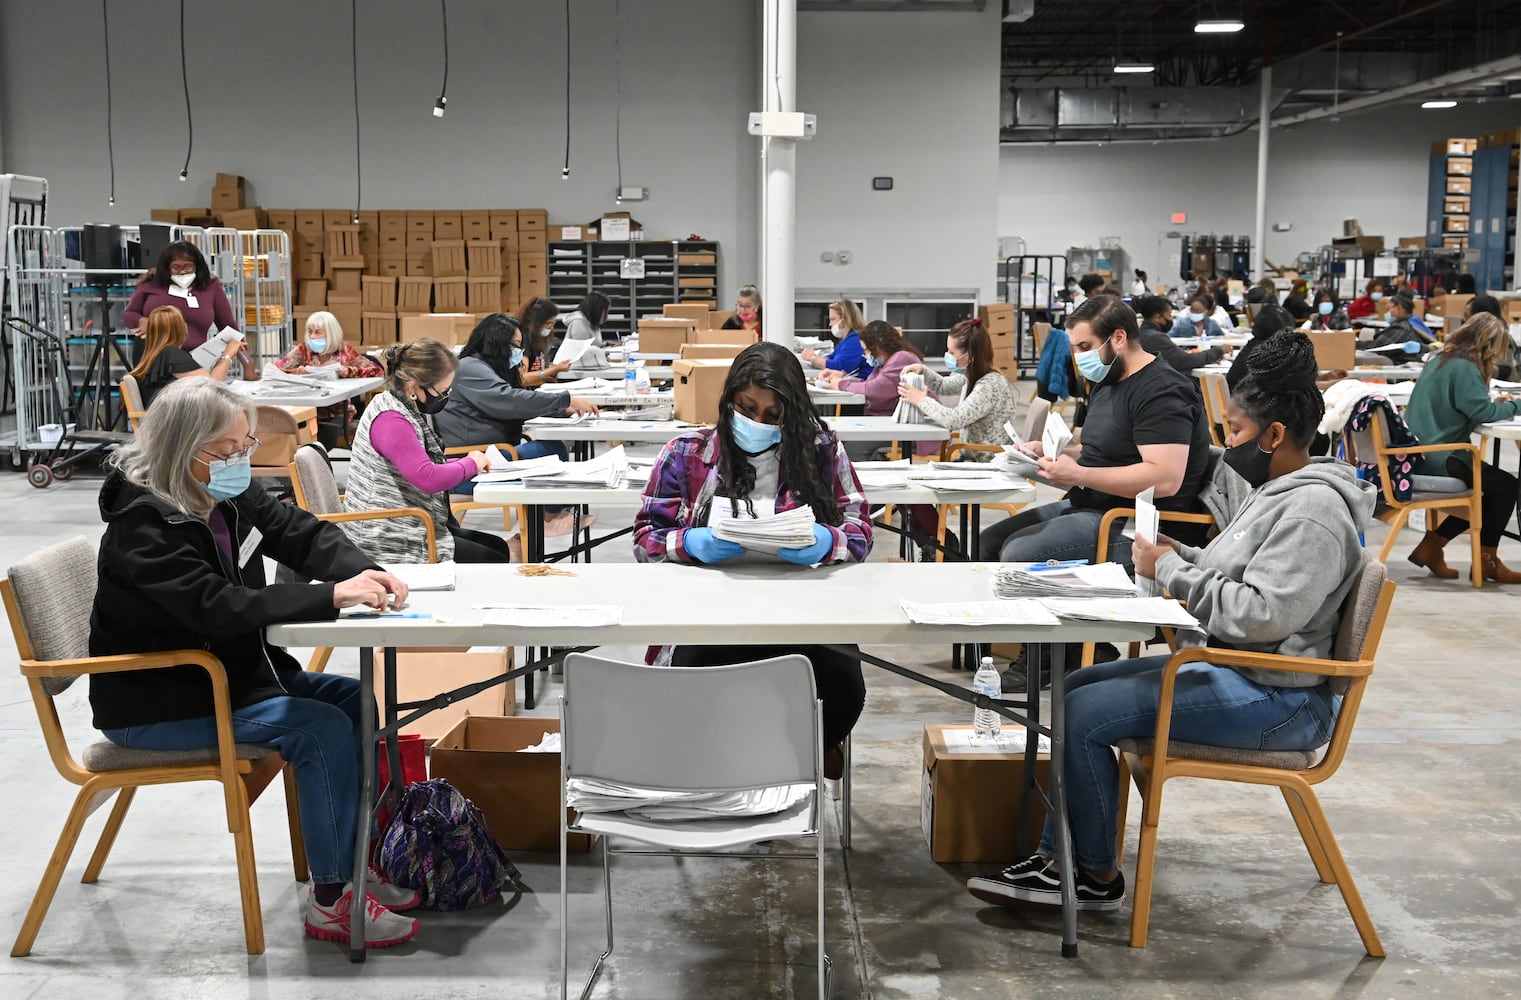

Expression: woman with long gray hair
xmin=88 ymin=378 xmax=422 ymax=947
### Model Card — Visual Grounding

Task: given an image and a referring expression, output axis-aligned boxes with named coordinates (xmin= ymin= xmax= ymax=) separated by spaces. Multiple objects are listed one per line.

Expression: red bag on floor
xmin=376 ymin=733 xmax=428 ymax=831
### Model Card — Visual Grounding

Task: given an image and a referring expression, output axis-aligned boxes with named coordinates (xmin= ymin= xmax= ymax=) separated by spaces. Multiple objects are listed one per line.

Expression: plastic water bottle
xmin=972 ymin=656 xmax=1002 ymax=738
xmin=624 ymin=350 xmax=637 ymax=395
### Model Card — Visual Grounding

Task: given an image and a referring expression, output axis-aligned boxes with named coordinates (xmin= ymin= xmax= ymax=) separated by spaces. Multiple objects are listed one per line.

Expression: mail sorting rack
xmin=4 ymin=224 xmax=203 ymax=458
xmin=184 ymin=228 xmax=293 ymax=369
xmin=0 ymin=173 xmax=49 ymax=453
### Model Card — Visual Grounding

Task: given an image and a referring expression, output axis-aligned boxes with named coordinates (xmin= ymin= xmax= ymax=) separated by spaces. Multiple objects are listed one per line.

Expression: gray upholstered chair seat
xmin=1114 ymin=737 xmax=1324 ymax=771
xmin=80 ymin=740 xmax=277 ymax=772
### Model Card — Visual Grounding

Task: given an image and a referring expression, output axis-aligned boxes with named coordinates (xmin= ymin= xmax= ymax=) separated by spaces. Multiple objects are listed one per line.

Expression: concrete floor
xmin=1 ymin=431 xmax=1519 ymax=999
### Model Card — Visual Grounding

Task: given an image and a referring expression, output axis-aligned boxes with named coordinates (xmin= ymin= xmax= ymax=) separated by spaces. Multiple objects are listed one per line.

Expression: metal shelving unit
xmin=547 ymin=239 xmax=720 ymax=340
xmin=184 ymin=227 xmax=293 ymax=367
xmin=998 ymin=254 xmax=1066 ymax=373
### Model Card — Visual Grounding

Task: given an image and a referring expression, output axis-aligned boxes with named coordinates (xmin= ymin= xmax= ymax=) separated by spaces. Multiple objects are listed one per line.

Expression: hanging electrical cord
xmin=562 ymin=0 xmax=572 ymax=179
xmin=352 ymin=0 xmax=362 ymax=221
xmin=614 ymin=0 xmax=622 ymax=202
xmin=433 ymin=0 xmax=449 ymax=117
xmin=102 ymin=0 xmax=116 ymax=206
xmin=177 ymin=0 xmax=192 ymax=180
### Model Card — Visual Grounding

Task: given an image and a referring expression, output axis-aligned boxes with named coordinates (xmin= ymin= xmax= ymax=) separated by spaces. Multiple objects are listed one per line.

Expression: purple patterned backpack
xmin=375 ymin=779 xmax=522 ymax=910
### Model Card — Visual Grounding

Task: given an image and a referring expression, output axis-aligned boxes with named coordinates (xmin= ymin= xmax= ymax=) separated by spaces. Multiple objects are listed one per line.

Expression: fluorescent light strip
xmin=1195 ymin=19 xmax=1245 ymax=33
xmin=1421 ymin=100 xmax=1458 ymax=109
xmin=1114 ymin=63 xmax=1155 ymax=73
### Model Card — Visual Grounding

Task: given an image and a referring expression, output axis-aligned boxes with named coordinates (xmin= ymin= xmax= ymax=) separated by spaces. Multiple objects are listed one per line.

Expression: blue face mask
xmin=1074 ymin=341 xmax=1115 ymax=383
xmin=1318 ymin=301 xmax=1335 ymax=316
xmin=729 ymin=410 xmax=783 ymax=454
xmin=866 ymin=353 xmax=881 ymax=368
xmin=203 ymin=455 xmax=251 ymax=501
xmin=1188 ymin=310 xmax=1207 ymax=322
xmin=1370 ymin=292 xmax=1384 ymax=302
xmin=307 ymin=338 xmax=329 ymax=355
xmin=943 ymin=352 xmax=960 ymax=372
xmin=510 ymin=347 xmax=524 ymax=369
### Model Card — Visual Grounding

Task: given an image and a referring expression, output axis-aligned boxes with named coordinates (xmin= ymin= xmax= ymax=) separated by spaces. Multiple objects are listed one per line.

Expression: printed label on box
xmin=562 ymin=226 xmax=582 ymax=240
xmin=619 ymin=257 xmax=646 ymax=279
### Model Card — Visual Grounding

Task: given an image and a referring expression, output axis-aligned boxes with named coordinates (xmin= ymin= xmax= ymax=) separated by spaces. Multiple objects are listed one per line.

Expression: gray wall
xmin=797 ymin=2 xmax=1002 ymax=302
xmin=0 ymin=0 xmax=761 ymax=283
xmin=999 ymin=103 xmax=1521 ymax=286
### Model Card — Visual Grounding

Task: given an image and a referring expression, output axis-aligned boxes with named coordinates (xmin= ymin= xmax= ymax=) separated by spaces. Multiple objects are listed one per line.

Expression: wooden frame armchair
xmin=1114 ymin=561 xmax=1396 ymax=956
xmin=4 ymin=537 xmax=304 ymax=957
xmin=1344 ymin=408 xmax=1483 ymax=588
xmin=1198 ymin=373 xmax=1231 ymax=448
xmin=119 ymin=375 xmax=146 ymax=432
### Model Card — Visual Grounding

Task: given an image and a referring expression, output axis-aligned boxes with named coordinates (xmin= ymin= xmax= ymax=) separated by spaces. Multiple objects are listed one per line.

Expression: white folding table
xmin=228 ymin=375 xmax=384 ymax=409
xmin=522 ymin=416 xmax=949 ymax=461
xmin=266 ymin=562 xmax=1150 ymax=961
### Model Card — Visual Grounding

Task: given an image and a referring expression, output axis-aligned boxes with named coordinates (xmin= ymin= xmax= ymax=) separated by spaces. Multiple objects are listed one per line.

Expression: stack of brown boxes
xmin=492 ymin=211 xmax=519 ymax=307
xmin=211 ymin=173 xmax=245 ymax=214
xmin=378 ymin=212 xmax=407 ymax=277
xmin=517 ymin=209 xmax=548 ymax=306
xmin=979 ymin=304 xmax=1018 ymax=382
xmin=361 ymin=276 xmax=399 ymax=346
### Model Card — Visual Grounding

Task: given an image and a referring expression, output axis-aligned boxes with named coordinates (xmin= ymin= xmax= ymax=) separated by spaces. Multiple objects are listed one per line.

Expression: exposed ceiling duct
xmin=1001 ymin=86 xmax=1290 ymax=143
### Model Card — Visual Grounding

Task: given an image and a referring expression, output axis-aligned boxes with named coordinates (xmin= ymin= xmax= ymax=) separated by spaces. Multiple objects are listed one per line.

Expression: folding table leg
xmin=351 ymin=647 xmax=376 ymax=961
xmin=1046 ymin=641 xmax=1079 ymax=957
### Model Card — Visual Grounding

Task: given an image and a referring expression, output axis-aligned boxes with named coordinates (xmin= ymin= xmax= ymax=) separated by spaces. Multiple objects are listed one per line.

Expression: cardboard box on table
xmin=1307 ymin=331 xmax=1356 ymax=371
xmin=430 ymin=716 xmax=593 ymax=853
xmin=691 ymin=328 xmax=756 ymax=346
xmin=662 ymin=304 xmax=713 ymax=326
xmin=374 ymin=648 xmax=515 ymax=742
xmin=679 ymin=343 xmax=746 ymax=360
xmin=637 ymin=317 xmax=697 ymax=355
xmin=672 ymin=359 xmax=733 ymax=424
xmin=399 ymin=313 xmax=477 ymax=348
xmin=922 ymin=724 xmax=1049 ymax=863
xmin=1430 ymin=294 xmax=1473 ymax=318
xmin=978 ymin=303 xmax=1016 ymax=335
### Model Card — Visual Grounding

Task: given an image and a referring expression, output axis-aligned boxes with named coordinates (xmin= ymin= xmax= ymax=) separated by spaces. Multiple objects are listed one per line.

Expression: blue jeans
xmin=450 ymin=440 xmax=571 ymax=515
xmin=980 ymin=500 xmax=1132 ymax=566
xmin=102 ymin=670 xmax=365 ymax=885
xmin=1035 ymin=655 xmax=1337 ymax=870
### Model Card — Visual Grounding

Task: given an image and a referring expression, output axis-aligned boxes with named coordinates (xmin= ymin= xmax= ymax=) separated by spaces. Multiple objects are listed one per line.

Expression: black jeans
xmin=449 ymin=524 xmax=514 ymax=563
xmin=670 ymin=644 xmax=865 ymax=750
xmin=1435 ymin=455 xmax=1518 ymax=547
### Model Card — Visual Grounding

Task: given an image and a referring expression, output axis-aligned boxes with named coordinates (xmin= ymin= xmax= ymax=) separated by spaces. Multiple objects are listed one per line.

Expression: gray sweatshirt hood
xmin=1244 ymin=457 xmax=1377 ymax=530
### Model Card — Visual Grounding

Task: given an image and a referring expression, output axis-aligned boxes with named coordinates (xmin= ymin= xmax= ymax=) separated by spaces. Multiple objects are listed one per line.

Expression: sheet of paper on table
xmin=900 ymin=599 xmax=1060 ymax=626
xmin=481 ymin=445 xmax=566 ymax=478
xmin=941 ymin=727 xmax=1051 ymax=755
xmin=382 ymin=562 xmax=457 ymax=591
xmin=1041 ymin=596 xmax=1199 ymax=629
xmin=481 ymin=605 xmax=623 ymax=628
xmin=993 ymin=561 xmax=1137 ymax=599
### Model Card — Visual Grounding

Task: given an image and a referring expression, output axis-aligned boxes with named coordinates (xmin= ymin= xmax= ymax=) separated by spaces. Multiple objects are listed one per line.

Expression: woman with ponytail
xmin=968 ymin=332 xmax=1377 ymax=913
xmin=341 ymin=338 xmax=512 ymax=564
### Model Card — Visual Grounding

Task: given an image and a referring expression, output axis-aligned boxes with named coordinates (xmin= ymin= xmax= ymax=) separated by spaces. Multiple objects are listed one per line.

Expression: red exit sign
xmin=1171 ymin=212 xmax=1188 ymax=224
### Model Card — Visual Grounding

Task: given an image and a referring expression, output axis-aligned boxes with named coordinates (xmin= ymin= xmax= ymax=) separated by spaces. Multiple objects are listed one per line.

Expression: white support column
xmin=761 ymin=0 xmax=797 ymax=348
xmin=1252 ymin=66 xmax=1271 ymax=280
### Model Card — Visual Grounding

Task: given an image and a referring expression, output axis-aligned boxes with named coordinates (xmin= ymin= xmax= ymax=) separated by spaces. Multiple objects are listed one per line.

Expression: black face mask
xmin=417 ymin=385 xmax=451 ymax=416
xmin=1223 ymin=433 xmax=1276 ymax=488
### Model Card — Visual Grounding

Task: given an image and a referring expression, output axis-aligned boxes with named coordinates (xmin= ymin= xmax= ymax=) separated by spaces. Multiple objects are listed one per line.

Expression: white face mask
xmin=170 ymin=273 xmax=195 ymax=289
xmin=830 ymin=323 xmax=845 ymax=336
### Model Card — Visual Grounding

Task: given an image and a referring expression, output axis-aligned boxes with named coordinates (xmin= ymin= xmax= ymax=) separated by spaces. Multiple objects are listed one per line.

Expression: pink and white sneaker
xmin=366 ymin=868 xmax=421 ymax=912
xmin=304 ymin=886 xmax=419 ymax=947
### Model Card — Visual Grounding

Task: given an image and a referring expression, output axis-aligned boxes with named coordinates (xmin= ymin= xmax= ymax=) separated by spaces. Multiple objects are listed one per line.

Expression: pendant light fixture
xmin=433 ymin=0 xmax=449 ymax=118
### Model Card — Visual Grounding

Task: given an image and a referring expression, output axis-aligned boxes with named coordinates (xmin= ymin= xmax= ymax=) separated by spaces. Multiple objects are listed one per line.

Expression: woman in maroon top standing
xmin=124 ymin=241 xmax=238 ymax=352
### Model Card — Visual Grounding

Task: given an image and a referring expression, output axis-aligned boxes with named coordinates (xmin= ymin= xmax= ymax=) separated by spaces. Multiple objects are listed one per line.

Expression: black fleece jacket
xmin=88 ymin=472 xmax=379 ymax=729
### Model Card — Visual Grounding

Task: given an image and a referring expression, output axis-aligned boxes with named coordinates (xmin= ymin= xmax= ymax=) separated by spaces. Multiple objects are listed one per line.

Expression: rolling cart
xmin=4 ymin=315 xmax=131 ymax=487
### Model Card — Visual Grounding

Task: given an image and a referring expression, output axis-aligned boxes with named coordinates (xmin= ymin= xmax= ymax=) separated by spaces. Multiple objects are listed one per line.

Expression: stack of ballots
xmin=711 ymin=501 xmax=817 ymax=554
xmin=518 ymin=445 xmax=629 ymax=489
xmin=892 ymin=372 xmax=931 ymax=424
xmin=993 ymin=562 xmax=1138 ymax=600
xmin=566 ymin=777 xmax=813 ymax=821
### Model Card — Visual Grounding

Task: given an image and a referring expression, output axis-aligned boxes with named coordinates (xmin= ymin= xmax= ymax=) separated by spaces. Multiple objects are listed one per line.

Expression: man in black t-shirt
xmin=981 ymin=295 xmax=1214 ymax=567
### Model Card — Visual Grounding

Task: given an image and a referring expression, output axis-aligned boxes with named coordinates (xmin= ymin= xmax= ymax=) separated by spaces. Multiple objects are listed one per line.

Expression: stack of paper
xmin=892 ymin=373 xmax=931 ymax=425
xmin=305 ymin=362 xmax=343 ymax=380
xmin=478 ymin=444 xmax=565 ymax=480
xmin=254 ymin=367 xmax=334 ymax=396
xmin=993 ymin=562 xmax=1138 ymax=600
xmin=900 ymin=599 xmax=1060 ymax=626
xmin=519 ymin=445 xmax=629 ymax=489
xmin=566 ymin=777 xmax=813 ymax=821
xmin=1042 ymin=412 xmax=1074 ymax=457
xmin=1040 ymin=596 xmax=1199 ymax=629
xmin=556 ymin=377 xmax=620 ymax=392
xmin=382 ymin=561 xmax=457 ymax=591
xmin=711 ymin=501 xmax=818 ymax=554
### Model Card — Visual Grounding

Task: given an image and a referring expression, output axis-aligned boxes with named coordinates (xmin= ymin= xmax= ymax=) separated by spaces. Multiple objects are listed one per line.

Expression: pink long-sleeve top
xmin=836 ymin=350 xmax=921 ymax=416
xmin=123 ymin=278 xmax=237 ymax=350
xmin=370 ymin=411 xmax=477 ymax=492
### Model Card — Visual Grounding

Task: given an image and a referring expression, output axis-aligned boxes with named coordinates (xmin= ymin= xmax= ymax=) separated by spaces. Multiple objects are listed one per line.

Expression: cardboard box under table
xmin=373 ymin=648 xmax=515 ymax=742
xmin=430 ymin=716 xmax=593 ymax=853
xmin=922 ymin=724 xmax=1049 ymax=864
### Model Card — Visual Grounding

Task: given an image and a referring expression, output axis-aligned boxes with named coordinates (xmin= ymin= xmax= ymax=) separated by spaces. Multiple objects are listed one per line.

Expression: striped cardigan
xmin=341 ymin=390 xmax=456 ymax=563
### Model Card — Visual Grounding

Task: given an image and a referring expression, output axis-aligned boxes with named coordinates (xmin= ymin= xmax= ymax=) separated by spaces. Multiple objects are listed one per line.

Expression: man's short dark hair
xmin=1136 ymin=295 xmax=1171 ymax=322
xmin=1069 ymin=294 xmax=1139 ymax=343
xmin=1079 ymin=273 xmax=1107 ymax=295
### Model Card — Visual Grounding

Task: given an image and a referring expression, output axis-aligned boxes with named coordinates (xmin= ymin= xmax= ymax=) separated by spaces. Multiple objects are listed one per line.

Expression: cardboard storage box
xmin=378 ymin=258 xmax=406 ymax=278
xmin=663 ymin=304 xmax=713 ymax=326
xmin=430 ymin=716 xmax=592 ymax=853
xmin=400 ymin=312 xmax=477 ymax=347
xmin=221 ymin=207 xmax=265 ymax=230
xmin=922 ymin=724 xmax=1049 ymax=864
xmin=149 ymin=208 xmax=179 ymax=223
xmin=517 ymin=209 xmax=548 ymax=232
xmin=548 ymin=224 xmax=588 ymax=241
xmin=434 ymin=212 xmax=463 ymax=239
xmin=462 ymin=210 xmax=492 ymax=242
xmin=178 ymin=207 xmax=212 ymax=225
xmin=672 ymin=358 xmax=733 ymax=424
xmin=638 ymin=317 xmax=697 ymax=355
xmin=1447 ymin=177 xmax=1473 ymax=196
xmin=678 ymin=251 xmax=717 ymax=266
xmin=375 ymin=648 xmax=515 ymax=742
xmin=1430 ymin=294 xmax=1474 ymax=317
xmin=295 ymin=210 xmax=324 ymax=234
xmin=379 ymin=211 xmax=408 ymax=238
xmin=328 ymin=303 xmax=362 ymax=342
xmin=360 ymin=311 xmax=398 ymax=346
xmin=518 ymin=231 xmax=546 ymax=254
xmin=679 ymin=343 xmax=746 ymax=360
xmin=432 ymin=240 xmax=468 ymax=277
xmin=397 ymin=276 xmax=434 ymax=314
xmin=434 ymin=276 xmax=469 ymax=312
xmin=212 ymin=187 xmax=245 ymax=212
xmin=1331 ymin=235 xmax=1385 ymax=254
xmin=1307 ymin=331 xmax=1356 ymax=371
xmin=467 ymin=276 xmax=502 ymax=313
xmin=467 ymin=242 xmax=503 ymax=275
xmin=361 ymin=276 xmax=397 ymax=309
xmin=299 ymin=279 xmax=327 ymax=307
xmin=406 ymin=211 xmax=435 ymax=235
xmin=489 ymin=210 xmax=519 ymax=239
xmin=691 ymin=328 xmax=755 ymax=346
xmin=329 ymin=268 xmax=363 ymax=297
xmin=978 ymin=303 xmax=1016 ymax=334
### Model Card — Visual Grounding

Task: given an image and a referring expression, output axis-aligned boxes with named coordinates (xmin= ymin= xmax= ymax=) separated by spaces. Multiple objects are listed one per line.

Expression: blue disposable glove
xmin=683 ymin=527 xmax=745 ymax=564
xmin=1402 ymin=340 xmax=1422 ymax=355
xmin=777 ymin=524 xmax=836 ymax=566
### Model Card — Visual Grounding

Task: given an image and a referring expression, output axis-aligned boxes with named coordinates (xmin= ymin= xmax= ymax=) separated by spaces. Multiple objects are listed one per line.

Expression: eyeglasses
xmin=424 ymin=385 xmax=451 ymax=401
xmin=197 ymin=436 xmax=261 ymax=464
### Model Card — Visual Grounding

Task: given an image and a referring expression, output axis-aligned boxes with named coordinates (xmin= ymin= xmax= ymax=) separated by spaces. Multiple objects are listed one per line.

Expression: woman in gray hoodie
xmin=967 ymin=332 xmax=1376 ymax=913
